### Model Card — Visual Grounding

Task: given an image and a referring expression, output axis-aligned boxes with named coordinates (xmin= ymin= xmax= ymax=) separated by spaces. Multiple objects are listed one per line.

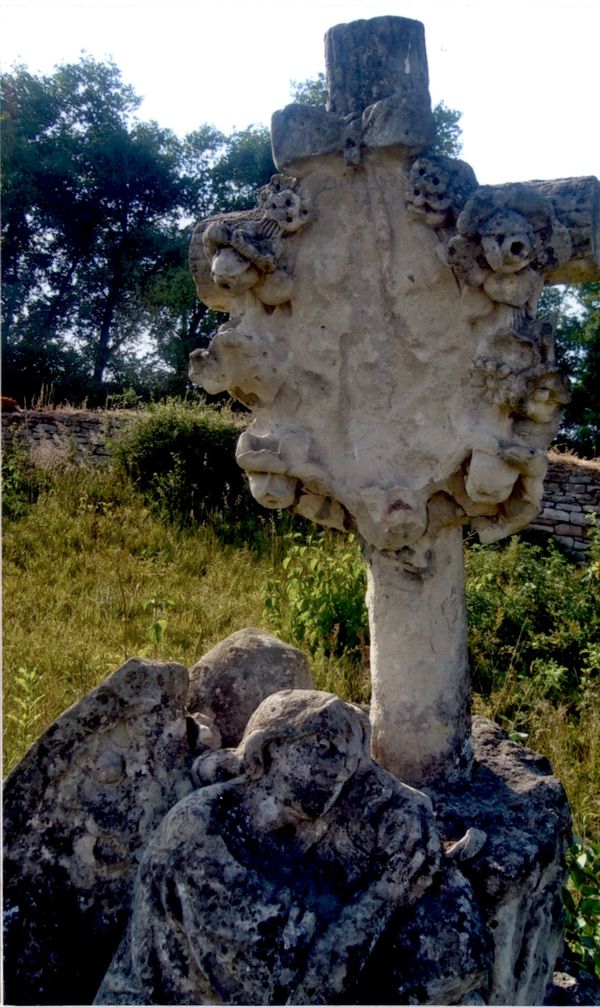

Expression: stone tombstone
xmin=91 ymin=693 xmax=572 ymax=1007
xmin=189 ymin=15 xmax=600 ymax=786
xmin=2 ymin=659 xmax=195 ymax=1005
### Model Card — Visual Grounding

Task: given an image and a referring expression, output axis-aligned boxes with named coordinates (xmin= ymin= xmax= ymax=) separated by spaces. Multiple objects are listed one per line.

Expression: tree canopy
xmin=539 ymin=282 xmax=600 ymax=457
xmin=1 ymin=58 xmax=275 ymax=404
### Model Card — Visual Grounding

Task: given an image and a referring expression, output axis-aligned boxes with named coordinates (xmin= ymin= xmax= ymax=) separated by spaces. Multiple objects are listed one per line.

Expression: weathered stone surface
xmin=529 ymin=176 xmax=600 ymax=284
xmin=189 ymin=15 xmax=599 ymax=785
xmin=3 ymin=658 xmax=194 ymax=1006
xmin=365 ymin=523 xmax=473 ymax=787
xmin=354 ymin=863 xmax=492 ymax=1005
xmin=271 ymin=18 xmax=434 ymax=171
xmin=188 ymin=626 xmax=314 ymax=746
xmin=428 ymin=717 xmax=572 ymax=1007
xmin=94 ymin=690 xmax=442 ymax=1005
xmin=4 ymin=661 xmax=571 ymax=1006
xmin=91 ymin=699 xmax=570 ymax=1006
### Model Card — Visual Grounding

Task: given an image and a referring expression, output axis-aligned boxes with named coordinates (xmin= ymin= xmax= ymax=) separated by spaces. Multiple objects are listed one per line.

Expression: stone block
xmin=540 ymin=508 xmax=570 ymax=522
xmin=556 ymin=535 xmax=575 ymax=548
xmin=555 ymin=523 xmax=586 ymax=536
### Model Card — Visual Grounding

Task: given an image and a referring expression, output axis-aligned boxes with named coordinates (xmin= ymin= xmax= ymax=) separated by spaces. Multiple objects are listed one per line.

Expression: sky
xmin=2 ymin=0 xmax=599 ymax=186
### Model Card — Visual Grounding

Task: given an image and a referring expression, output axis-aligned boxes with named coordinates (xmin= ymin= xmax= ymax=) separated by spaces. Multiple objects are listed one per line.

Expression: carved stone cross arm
xmin=189 ymin=16 xmax=600 ymax=786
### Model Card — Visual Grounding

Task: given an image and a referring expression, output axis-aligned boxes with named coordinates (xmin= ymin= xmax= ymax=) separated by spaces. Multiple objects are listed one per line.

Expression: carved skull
xmin=479 ymin=210 xmax=534 ymax=274
xmin=259 ymin=175 xmax=311 ymax=234
xmin=406 ymin=158 xmax=453 ymax=227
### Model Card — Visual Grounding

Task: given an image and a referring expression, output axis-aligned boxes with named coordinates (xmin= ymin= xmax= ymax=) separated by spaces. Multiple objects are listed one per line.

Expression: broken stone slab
xmin=188 ymin=626 xmax=314 ymax=747
xmin=3 ymin=630 xmax=317 ymax=1005
xmin=3 ymin=658 xmax=194 ymax=1006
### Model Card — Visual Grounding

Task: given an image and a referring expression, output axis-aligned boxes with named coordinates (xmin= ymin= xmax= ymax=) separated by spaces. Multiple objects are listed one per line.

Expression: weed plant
xmin=2 ymin=446 xmax=52 ymax=519
xmin=263 ymin=532 xmax=368 ymax=662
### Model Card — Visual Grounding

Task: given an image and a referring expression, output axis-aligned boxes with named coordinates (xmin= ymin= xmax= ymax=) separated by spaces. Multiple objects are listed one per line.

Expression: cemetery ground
xmin=2 ymin=400 xmax=599 ymax=982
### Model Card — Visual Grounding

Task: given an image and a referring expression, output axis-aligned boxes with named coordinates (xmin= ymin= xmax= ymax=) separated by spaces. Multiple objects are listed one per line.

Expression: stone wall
xmin=529 ymin=452 xmax=600 ymax=554
xmin=1 ymin=409 xmax=132 ymax=463
xmin=2 ymin=410 xmax=599 ymax=553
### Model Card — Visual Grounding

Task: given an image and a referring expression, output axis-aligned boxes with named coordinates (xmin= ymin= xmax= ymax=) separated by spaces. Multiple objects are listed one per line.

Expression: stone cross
xmin=189 ymin=16 xmax=600 ymax=787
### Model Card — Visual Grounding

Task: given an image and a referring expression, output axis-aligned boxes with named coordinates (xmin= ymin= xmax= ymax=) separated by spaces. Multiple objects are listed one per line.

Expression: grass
xmin=2 ymin=460 xmax=366 ymax=774
xmin=2 ymin=464 xmax=272 ymax=772
xmin=3 ymin=457 xmax=598 ymax=842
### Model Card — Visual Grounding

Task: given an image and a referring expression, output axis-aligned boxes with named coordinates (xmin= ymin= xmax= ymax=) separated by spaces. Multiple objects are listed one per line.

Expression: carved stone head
xmin=192 ymin=689 xmax=371 ymax=818
xmin=238 ymin=690 xmax=369 ymax=818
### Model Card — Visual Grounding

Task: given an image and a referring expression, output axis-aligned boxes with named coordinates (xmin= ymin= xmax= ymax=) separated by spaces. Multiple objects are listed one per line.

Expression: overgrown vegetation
xmin=263 ymin=532 xmax=368 ymax=661
xmin=2 ymin=408 xmax=599 ymax=978
xmin=564 ymin=837 xmax=600 ymax=980
xmin=114 ymin=399 xmax=253 ymax=529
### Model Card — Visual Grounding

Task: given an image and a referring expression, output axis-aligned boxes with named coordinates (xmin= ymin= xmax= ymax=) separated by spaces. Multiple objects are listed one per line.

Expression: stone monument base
xmin=3 ymin=641 xmax=571 ymax=1006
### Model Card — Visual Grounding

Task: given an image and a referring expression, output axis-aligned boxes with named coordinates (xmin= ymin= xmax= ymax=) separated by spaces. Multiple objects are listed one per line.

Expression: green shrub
xmin=263 ymin=531 xmax=368 ymax=661
xmin=114 ymin=400 xmax=259 ymax=529
xmin=564 ymin=837 xmax=600 ymax=981
xmin=1 ymin=447 xmax=51 ymax=520
xmin=465 ymin=531 xmax=600 ymax=712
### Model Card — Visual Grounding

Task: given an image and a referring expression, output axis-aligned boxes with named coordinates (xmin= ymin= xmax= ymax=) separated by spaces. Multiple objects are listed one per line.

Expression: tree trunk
xmin=93 ymin=282 xmax=121 ymax=386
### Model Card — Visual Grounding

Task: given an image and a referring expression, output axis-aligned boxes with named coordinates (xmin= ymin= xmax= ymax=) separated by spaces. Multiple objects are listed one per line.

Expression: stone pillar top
xmin=272 ymin=15 xmax=435 ymax=168
xmin=325 ymin=16 xmax=430 ymax=116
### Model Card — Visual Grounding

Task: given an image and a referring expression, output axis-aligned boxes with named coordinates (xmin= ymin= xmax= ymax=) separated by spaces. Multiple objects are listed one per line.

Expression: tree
xmin=1 ymin=62 xmax=464 ymax=404
xmin=210 ymin=126 xmax=276 ymax=212
xmin=1 ymin=59 xmax=279 ymax=403
xmin=1 ymin=59 xmax=198 ymax=402
xmin=429 ymin=101 xmax=462 ymax=158
xmin=539 ymin=283 xmax=600 ymax=457
xmin=289 ymin=73 xmax=328 ymax=108
xmin=136 ymin=126 xmax=277 ymax=396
